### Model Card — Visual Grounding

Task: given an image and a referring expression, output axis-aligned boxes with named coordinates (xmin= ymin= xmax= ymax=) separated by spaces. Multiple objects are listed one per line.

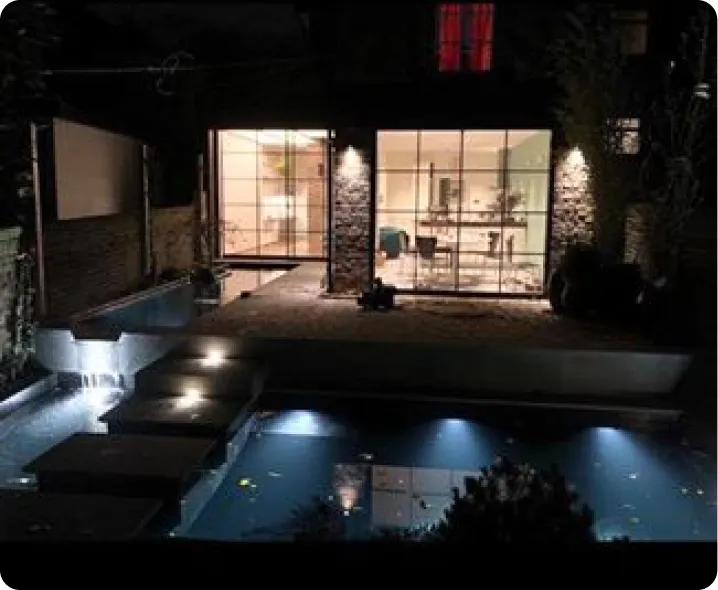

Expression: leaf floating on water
xmin=681 ymin=487 xmax=689 ymax=495
xmin=628 ymin=472 xmax=638 ymax=480
xmin=268 ymin=471 xmax=282 ymax=478
xmin=696 ymin=489 xmax=704 ymax=496
xmin=359 ymin=452 xmax=374 ymax=461
xmin=238 ymin=478 xmax=251 ymax=487
xmin=621 ymin=504 xmax=636 ymax=510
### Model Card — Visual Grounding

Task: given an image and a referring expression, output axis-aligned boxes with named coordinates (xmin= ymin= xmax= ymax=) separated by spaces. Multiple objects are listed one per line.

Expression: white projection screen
xmin=53 ymin=118 xmax=142 ymax=220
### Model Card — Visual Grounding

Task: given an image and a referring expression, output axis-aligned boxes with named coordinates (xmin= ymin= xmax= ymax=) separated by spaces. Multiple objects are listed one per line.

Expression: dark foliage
xmin=430 ymin=456 xmax=595 ymax=544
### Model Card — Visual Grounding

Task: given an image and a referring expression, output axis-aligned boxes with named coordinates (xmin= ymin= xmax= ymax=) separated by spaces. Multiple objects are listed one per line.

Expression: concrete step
xmin=99 ymin=395 xmax=256 ymax=466
xmin=0 ymin=489 xmax=163 ymax=541
xmin=24 ymin=433 xmax=218 ymax=522
xmin=134 ymin=357 xmax=265 ymax=400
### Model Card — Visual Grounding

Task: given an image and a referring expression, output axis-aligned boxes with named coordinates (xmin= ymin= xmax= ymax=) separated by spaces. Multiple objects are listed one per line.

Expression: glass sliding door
xmin=375 ymin=129 xmax=551 ymax=295
xmin=218 ymin=129 xmax=329 ymax=258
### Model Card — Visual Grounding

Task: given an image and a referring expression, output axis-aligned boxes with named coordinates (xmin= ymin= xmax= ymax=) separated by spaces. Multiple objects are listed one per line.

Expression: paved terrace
xmin=189 ymin=263 xmax=653 ymax=351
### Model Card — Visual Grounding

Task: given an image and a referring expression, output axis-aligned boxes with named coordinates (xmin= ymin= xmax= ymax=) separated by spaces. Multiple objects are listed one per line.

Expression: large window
xmin=436 ymin=4 xmax=494 ymax=72
xmin=375 ymin=130 xmax=551 ymax=295
xmin=218 ymin=130 xmax=329 ymax=257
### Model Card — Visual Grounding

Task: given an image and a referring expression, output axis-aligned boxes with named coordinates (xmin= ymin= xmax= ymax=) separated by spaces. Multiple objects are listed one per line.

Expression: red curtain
xmin=468 ymin=3 xmax=494 ymax=72
xmin=438 ymin=3 xmax=461 ymax=71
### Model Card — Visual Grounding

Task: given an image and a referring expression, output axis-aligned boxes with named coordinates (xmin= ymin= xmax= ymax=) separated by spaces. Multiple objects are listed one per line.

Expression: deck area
xmin=188 ymin=263 xmax=655 ymax=351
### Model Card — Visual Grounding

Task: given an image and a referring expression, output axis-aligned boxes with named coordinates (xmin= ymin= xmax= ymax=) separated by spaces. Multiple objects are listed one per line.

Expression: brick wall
xmin=330 ymin=137 xmax=373 ymax=294
xmin=151 ymin=206 xmax=195 ymax=275
xmin=549 ymin=149 xmax=595 ymax=273
xmin=44 ymin=214 xmax=143 ymax=319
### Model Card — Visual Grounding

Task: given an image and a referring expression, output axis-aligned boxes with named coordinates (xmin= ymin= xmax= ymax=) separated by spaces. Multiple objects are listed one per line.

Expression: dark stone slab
xmin=24 ymin=433 xmax=217 ymax=510
xmin=0 ymin=489 xmax=163 ymax=541
xmin=99 ymin=396 xmax=254 ymax=465
xmin=134 ymin=358 xmax=263 ymax=399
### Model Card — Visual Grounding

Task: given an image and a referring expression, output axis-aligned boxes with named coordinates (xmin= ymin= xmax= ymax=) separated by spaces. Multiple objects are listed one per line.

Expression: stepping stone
xmin=134 ymin=358 xmax=264 ymax=400
xmin=99 ymin=396 xmax=254 ymax=465
xmin=24 ymin=433 xmax=217 ymax=520
xmin=0 ymin=489 xmax=163 ymax=541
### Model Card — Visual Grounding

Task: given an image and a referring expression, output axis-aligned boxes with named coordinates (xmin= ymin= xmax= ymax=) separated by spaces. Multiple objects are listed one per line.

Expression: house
xmin=23 ymin=3 xmax=699 ymax=318
xmin=198 ymin=3 xmax=668 ymax=296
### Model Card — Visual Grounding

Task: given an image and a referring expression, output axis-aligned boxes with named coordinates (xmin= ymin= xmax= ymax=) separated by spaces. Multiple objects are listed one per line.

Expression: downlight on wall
xmin=339 ymin=146 xmax=363 ymax=178
xmin=566 ymin=147 xmax=585 ymax=168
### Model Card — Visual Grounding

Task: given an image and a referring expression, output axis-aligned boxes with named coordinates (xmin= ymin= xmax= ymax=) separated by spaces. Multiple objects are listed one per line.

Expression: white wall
xmin=53 ymin=118 xmax=142 ymax=220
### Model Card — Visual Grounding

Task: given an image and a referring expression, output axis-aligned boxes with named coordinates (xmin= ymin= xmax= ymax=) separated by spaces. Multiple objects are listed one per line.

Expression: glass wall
xmin=218 ymin=130 xmax=329 ymax=257
xmin=375 ymin=130 xmax=551 ymax=294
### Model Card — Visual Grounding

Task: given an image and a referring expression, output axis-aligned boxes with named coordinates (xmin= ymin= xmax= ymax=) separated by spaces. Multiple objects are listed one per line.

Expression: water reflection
xmin=187 ymin=410 xmax=717 ymax=542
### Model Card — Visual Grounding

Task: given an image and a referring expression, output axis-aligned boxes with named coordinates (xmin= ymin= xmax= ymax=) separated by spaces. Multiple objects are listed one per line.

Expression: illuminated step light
xmin=201 ymin=349 xmax=225 ymax=368
xmin=176 ymin=388 xmax=203 ymax=409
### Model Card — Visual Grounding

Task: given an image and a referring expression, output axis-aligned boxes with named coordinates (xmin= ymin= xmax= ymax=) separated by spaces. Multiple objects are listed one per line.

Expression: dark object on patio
xmin=357 ymin=278 xmax=397 ymax=311
xmin=158 ymin=267 xmax=184 ymax=283
xmin=240 ymin=291 xmax=251 ymax=299
xmin=191 ymin=266 xmax=221 ymax=299
xmin=550 ymin=243 xmax=644 ymax=318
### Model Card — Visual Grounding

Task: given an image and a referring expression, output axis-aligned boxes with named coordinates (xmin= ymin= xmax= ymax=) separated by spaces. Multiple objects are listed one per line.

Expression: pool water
xmin=186 ymin=408 xmax=717 ymax=542
xmin=97 ymin=269 xmax=285 ymax=330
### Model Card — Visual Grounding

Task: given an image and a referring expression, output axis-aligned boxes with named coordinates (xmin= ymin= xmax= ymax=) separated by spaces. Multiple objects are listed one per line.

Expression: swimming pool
xmin=185 ymin=403 xmax=716 ymax=542
xmin=87 ymin=269 xmax=286 ymax=330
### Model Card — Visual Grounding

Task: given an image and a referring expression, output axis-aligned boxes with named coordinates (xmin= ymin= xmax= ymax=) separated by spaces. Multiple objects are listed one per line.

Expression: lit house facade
xmin=202 ymin=3 xmax=656 ymax=296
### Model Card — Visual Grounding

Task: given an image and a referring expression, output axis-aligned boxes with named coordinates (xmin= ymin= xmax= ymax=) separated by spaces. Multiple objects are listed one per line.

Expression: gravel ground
xmin=190 ymin=263 xmax=654 ymax=351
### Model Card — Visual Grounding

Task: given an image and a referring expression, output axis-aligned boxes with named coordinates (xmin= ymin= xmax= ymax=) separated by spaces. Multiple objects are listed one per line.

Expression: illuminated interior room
xmin=218 ymin=129 xmax=329 ymax=257
xmin=375 ymin=130 xmax=551 ymax=295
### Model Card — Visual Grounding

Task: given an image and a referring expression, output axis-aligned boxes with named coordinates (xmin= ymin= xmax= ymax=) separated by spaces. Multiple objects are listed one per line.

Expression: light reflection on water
xmin=0 ymin=387 xmax=128 ymax=489
xmin=187 ymin=411 xmax=717 ymax=542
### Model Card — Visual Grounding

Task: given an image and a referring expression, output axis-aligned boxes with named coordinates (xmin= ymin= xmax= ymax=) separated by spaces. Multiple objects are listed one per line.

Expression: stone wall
xmin=44 ymin=214 xmax=143 ymax=319
xmin=549 ymin=149 xmax=595 ymax=273
xmin=624 ymin=202 xmax=653 ymax=277
xmin=151 ymin=206 xmax=195 ymax=275
xmin=0 ymin=228 xmax=21 ymax=366
xmin=330 ymin=137 xmax=373 ymax=293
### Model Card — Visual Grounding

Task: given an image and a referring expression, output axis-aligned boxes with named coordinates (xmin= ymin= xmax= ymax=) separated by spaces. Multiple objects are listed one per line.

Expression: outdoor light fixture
xmin=339 ymin=146 xmax=362 ymax=178
xmin=176 ymin=388 xmax=203 ymax=409
xmin=694 ymin=82 xmax=710 ymax=100
xmin=201 ymin=349 xmax=225 ymax=368
xmin=566 ymin=147 xmax=585 ymax=168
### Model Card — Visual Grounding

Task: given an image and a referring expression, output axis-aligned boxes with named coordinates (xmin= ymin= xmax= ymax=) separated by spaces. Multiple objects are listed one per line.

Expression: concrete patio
xmin=168 ymin=263 xmax=694 ymax=410
xmin=189 ymin=262 xmax=655 ymax=351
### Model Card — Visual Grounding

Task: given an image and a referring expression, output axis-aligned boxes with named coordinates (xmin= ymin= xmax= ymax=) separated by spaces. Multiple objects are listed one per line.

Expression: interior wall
xmin=376 ymin=130 xmax=551 ymax=294
xmin=219 ymin=130 xmax=327 ymax=256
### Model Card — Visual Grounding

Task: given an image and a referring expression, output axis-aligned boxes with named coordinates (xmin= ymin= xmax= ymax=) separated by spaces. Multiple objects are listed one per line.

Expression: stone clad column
xmin=329 ymin=129 xmax=375 ymax=294
xmin=550 ymin=148 xmax=595 ymax=273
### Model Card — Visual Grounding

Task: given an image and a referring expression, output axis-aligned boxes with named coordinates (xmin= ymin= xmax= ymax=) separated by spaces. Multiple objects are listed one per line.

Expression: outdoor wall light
xmin=694 ymin=82 xmax=710 ymax=100
xmin=339 ymin=146 xmax=363 ymax=178
xmin=201 ymin=349 xmax=225 ymax=368
xmin=566 ymin=147 xmax=585 ymax=168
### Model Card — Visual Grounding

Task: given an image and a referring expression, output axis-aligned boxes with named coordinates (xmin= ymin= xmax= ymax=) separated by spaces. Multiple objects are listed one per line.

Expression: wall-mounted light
xmin=694 ymin=82 xmax=711 ymax=100
xmin=339 ymin=146 xmax=363 ymax=178
xmin=566 ymin=147 xmax=585 ymax=168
